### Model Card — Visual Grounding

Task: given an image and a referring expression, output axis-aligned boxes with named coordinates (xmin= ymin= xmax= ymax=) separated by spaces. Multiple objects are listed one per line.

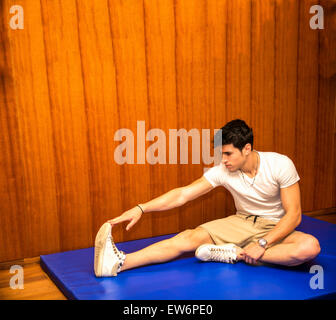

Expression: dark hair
xmin=213 ymin=119 xmax=253 ymax=151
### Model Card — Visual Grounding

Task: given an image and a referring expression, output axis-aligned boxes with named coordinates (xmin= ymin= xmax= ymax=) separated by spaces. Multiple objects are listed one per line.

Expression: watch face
xmin=259 ymin=239 xmax=267 ymax=247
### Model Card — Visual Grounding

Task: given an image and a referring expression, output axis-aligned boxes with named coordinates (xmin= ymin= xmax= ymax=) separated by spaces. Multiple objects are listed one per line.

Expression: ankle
xmin=117 ymin=253 xmax=127 ymax=272
xmin=119 ymin=263 xmax=126 ymax=272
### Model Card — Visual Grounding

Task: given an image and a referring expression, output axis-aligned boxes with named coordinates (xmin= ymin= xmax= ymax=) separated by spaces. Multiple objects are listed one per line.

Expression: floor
xmin=0 ymin=257 xmax=66 ymax=300
xmin=0 ymin=213 xmax=335 ymax=300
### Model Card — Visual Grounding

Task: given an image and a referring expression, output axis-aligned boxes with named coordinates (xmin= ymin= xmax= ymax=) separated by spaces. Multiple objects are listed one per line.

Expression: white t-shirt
xmin=203 ymin=151 xmax=300 ymax=222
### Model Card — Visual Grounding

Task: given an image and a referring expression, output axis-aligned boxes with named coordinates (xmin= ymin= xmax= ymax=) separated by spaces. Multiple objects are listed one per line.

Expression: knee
xmin=172 ymin=228 xmax=206 ymax=253
xmin=293 ymin=236 xmax=321 ymax=264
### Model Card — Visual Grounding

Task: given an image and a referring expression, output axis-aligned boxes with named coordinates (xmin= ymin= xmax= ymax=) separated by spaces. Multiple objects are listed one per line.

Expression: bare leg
xmin=121 ymin=227 xmax=214 ymax=272
xmin=255 ymin=232 xmax=320 ymax=266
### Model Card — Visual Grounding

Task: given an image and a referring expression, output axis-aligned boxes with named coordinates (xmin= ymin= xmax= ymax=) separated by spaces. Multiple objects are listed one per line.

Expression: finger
xmin=108 ymin=218 xmax=119 ymax=225
xmin=109 ymin=216 xmax=127 ymax=225
xmin=126 ymin=219 xmax=136 ymax=231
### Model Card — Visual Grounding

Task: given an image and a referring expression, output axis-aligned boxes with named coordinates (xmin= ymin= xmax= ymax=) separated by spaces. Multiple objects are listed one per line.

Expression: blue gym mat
xmin=40 ymin=215 xmax=336 ymax=300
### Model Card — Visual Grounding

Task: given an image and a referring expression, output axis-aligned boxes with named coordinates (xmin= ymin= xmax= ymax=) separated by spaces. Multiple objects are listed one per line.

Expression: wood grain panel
xmin=224 ymin=0 xmax=252 ymax=215
xmin=201 ymin=0 xmax=230 ymax=223
xmin=3 ymin=0 xmax=60 ymax=259
xmin=251 ymin=0 xmax=276 ymax=151
xmin=273 ymin=0 xmax=298 ymax=158
xmin=75 ymin=0 xmax=123 ymax=242
xmin=314 ymin=0 xmax=336 ymax=209
xmin=40 ymin=0 xmax=92 ymax=251
xmin=226 ymin=0 xmax=252 ymax=122
xmin=142 ymin=0 xmax=180 ymax=236
xmin=175 ymin=0 xmax=211 ymax=230
xmin=0 ymin=0 xmax=24 ymax=261
xmin=295 ymin=0 xmax=319 ymax=211
xmin=108 ymin=0 xmax=152 ymax=241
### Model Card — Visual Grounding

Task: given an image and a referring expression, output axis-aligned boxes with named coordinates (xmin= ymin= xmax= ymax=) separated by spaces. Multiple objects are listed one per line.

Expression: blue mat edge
xmin=40 ymin=256 xmax=76 ymax=300
xmin=308 ymin=292 xmax=336 ymax=300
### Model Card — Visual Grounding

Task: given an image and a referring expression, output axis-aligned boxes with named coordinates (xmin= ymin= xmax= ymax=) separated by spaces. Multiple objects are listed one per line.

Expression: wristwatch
xmin=258 ymin=238 xmax=268 ymax=248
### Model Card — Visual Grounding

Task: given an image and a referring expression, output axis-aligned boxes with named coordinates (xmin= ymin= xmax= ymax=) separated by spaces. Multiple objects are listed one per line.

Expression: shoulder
xmin=259 ymin=151 xmax=300 ymax=187
xmin=259 ymin=151 xmax=294 ymax=165
xmin=259 ymin=151 xmax=298 ymax=176
xmin=203 ymin=163 xmax=228 ymax=187
xmin=204 ymin=163 xmax=227 ymax=176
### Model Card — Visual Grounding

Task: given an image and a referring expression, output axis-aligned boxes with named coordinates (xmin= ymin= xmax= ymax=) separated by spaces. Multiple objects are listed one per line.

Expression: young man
xmin=94 ymin=119 xmax=321 ymax=277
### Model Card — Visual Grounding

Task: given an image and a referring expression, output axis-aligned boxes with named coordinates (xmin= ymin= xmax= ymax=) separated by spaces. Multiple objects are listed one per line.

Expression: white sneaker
xmin=94 ymin=223 xmax=126 ymax=277
xmin=195 ymin=243 xmax=238 ymax=264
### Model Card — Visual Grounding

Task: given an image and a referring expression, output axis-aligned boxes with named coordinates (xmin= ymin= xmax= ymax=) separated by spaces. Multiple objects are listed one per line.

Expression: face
xmin=220 ymin=144 xmax=251 ymax=171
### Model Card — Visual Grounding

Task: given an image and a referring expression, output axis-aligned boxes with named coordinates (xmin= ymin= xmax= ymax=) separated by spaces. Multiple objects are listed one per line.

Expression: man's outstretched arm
xmin=109 ymin=176 xmax=214 ymax=230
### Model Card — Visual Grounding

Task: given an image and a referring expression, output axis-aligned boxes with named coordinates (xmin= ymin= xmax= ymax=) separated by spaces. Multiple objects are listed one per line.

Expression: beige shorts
xmin=198 ymin=213 xmax=296 ymax=248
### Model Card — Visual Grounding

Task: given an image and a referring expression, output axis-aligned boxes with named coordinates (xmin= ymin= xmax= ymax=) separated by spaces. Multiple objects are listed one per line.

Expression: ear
xmin=243 ymin=143 xmax=252 ymax=155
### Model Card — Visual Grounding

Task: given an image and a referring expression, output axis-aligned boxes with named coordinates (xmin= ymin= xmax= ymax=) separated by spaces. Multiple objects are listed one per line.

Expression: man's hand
xmin=242 ymin=242 xmax=265 ymax=265
xmin=108 ymin=206 xmax=143 ymax=231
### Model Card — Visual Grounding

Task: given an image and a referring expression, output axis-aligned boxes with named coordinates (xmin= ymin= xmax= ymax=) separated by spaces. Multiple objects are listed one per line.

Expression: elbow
xmin=295 ymin=211 xmax=302 ymax=227
xmin=177 ymin=187 xmax=188 ymax=207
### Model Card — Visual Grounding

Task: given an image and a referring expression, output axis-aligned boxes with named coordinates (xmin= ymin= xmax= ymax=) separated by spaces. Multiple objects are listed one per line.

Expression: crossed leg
xmin=256 ymin=231 xmax=321 ymax=266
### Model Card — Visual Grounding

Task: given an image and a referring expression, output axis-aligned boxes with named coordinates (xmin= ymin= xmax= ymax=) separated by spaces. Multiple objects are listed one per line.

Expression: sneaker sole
xmin=94 ymin=222 xmax=113 ymax=277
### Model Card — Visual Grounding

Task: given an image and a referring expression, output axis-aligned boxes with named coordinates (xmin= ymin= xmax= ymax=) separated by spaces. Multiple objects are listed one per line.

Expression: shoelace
xmin=210 ymin=247 xmax=237 ymax=264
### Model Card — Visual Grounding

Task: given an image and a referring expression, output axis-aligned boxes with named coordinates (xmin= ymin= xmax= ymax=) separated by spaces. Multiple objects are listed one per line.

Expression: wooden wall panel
xmin=142 ymin=0 xmax=180 ymax=236
xmin=0 ymin=0 xmax=25 ymax=261
xmin=201 ymin=0 xmax=230 ymax=223
xmin=295 ymin=0 xmax=320 ymax=211
xmin=40 ymin=0 xmax=93 ymax=251
xmin=224 ymin=0 xmax=252 ymax=215
xmin=4 ymin=0 xmax=60 ymax=258
xmin=314 ymin=0 xmax=336 ymax=209
xmin=108 ymin=0 xmax=153 ymax=241
xmin=175 ymin=0 xmax=209 ymax=230
xmin=273 ymin=0 xmax=298 ymax=158
xmin=251 ymin=0 xmax=276 ymax=151
xmin=0 ymin=0 xmax=335 ymax=262
xmin=75 ymin=1 xmax=124 ymax=241
xmin=226 ymin=0 xmax=251 ymax=121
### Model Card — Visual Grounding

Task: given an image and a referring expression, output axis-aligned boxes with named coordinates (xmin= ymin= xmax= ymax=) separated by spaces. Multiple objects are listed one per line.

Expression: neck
xmin=241 ymin=150 xmax=259 ymax=175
